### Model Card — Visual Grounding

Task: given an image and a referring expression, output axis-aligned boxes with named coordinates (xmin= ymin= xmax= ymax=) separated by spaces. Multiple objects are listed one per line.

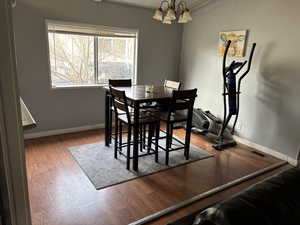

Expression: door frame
xmin=0 ymin=0 xmax=32 ymax=224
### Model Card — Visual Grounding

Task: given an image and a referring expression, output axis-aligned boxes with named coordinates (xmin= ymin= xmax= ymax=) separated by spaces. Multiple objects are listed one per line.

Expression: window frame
xmin=45 ymin=19 xmax=139 ymax=90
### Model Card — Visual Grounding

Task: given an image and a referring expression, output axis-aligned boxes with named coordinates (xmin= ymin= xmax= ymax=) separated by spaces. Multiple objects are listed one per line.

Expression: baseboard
xmin=234 ymin=135 xmax=298 ymax=166
xmin=24 ymin=123 xmax=105 ymax=140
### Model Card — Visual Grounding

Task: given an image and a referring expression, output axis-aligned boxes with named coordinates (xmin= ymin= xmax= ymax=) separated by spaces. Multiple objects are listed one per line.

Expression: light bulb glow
xmin=163 ymin=16 xmax=172 ymax=24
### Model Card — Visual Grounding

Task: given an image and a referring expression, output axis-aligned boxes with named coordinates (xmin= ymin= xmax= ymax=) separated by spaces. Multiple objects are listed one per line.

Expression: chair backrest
xmin=164 ymin=80 xmax=181 ymax=90
xmin=167 ymin=89 xmax=197 ymax=121
xmin=109 ymin=79 xmax=132 ymax=87
xmin=109 ymin=86 xmax=131 ymax=123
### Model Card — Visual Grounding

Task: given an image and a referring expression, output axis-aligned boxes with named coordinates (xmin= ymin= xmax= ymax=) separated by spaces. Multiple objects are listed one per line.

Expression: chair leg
xmin=109 ymin=104 xmax=113 ymax=144
xmin=169 ymin=123 xmax=174 ymax=148
xmin=185 ymin=120 xmax=192 ymax=160
xmin=119 ymin=120 xmax=123 ymax=152
xmin=155 ymin=122 xmax=160 ymax=163
xmin=165 ymin=123 xmax=171 ymax=166
xmin=143 ymin=124 xmax=146 ymax=149
xmin=147 ymin=124 xmax=154 ymax=153
xmin=127 ymin=125 xmax=131 ymax=170
xmin=140 ymin=124 xmax=143 ymax=152
xmin=114 ymin=116 xmax=118 ymax=159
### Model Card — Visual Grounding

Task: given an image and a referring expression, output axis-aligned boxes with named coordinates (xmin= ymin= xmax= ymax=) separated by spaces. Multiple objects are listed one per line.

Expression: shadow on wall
xmin=255 ymin=42 xmax=300 ymax=158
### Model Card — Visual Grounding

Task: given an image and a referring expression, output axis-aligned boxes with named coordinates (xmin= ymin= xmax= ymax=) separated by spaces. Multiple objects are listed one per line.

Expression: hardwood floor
xmin=24 ymin=128 xmax=291 ymax=225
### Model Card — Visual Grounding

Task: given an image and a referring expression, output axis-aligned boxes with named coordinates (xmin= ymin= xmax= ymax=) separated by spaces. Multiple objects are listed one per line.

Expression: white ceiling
xmin=105 ymin=0 xmax=207 ymax=10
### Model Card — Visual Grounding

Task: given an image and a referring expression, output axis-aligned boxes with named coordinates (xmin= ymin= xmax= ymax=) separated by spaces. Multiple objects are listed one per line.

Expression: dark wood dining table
xmin=104 ymin=85 xmax=174 ymax=171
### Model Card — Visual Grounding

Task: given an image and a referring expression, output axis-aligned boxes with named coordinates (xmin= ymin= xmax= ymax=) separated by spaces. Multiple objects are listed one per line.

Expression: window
xmin=47 ymin=21 xmax=138 ymax=88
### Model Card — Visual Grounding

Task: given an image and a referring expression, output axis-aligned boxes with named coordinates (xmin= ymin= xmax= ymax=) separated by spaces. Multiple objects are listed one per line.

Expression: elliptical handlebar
xmin=223 ymin=41 xmax=256 ymax=80
xmin=239 ymin=43 xmax=257 ymax=81
xmin=234 ymin=61 xmax=247 ymax=75
xmin=225 ymin=60 xmax=236 ymax=75
xmin=222 ymin=40 xmax=232 ymax=77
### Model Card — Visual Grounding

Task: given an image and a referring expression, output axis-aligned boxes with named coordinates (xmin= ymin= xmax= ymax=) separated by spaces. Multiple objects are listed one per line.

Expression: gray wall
xmin=13 ymin=0 xmax=182 ymax=133
xmin=180 ymin=0 xmax=300 ymax=159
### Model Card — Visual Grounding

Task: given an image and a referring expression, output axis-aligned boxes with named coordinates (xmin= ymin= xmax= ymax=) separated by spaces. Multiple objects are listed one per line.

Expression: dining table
xmin=104 ymin=85 xmax=175 ymax=171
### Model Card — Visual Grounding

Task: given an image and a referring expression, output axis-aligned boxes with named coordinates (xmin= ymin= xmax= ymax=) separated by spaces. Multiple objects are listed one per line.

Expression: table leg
xmin=105 ymin=91 xmax=110 ymax=147
xmin=108 ymin=95 xmax=113 ymax=144
xmin=184 ymin=113 xmax=193 ymax=159
xmin=133 ymin=101 xmax=140 ymax=171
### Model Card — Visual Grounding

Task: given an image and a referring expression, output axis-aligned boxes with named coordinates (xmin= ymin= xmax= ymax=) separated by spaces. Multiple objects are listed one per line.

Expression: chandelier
xmin=153 ymin=0 xmax=192 ymax=24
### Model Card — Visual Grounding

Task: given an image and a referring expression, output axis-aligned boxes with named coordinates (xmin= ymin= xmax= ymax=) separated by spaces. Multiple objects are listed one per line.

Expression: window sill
xmin=51 ymin=84 xmax=105 ymax=90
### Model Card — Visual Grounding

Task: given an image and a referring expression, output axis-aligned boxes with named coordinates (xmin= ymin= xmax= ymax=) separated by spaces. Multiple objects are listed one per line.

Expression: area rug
xmin=69 ymin=135 xmax=213 ymax=190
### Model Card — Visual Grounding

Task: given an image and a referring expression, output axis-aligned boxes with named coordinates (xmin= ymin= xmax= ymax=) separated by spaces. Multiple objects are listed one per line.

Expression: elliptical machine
xmin=213 ymin=40 xmax=256 ymax=150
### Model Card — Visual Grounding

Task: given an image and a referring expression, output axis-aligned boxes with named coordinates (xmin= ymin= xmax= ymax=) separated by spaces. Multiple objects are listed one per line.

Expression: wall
xmin=13 ymin=0 xmax=182 ymax=133
xmin=180 ymin=0 xmax=300 ymax=159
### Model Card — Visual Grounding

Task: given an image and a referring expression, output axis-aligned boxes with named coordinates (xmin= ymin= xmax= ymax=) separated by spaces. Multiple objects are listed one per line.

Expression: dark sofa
xmin=169 ymin=166 xmax=300 ymax=225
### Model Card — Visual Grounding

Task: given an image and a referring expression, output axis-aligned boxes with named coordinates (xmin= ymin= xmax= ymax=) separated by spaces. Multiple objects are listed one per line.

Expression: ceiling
xmin=104 ymin=0 xmax=207 ymax=10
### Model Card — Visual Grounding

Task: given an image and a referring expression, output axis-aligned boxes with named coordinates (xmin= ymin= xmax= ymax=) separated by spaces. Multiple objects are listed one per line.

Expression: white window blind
xmin=48 ymin=23 xmax=138 ymax=38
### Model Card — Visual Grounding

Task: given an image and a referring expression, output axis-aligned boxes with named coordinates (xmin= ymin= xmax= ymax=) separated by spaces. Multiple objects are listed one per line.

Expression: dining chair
xmin=157 ymin=89 xmax=197 ymax=165
xmin=159 ymin=80 xmax=181 ymax=111
xmin=110 ymin=86 xmax=160 ymax=170
xmin=142 ymin=80 xmax=181 ymax=110
xmin=143 ymin=80 xmax=182 ymax=151
xmin=164 ymin=80 xmax=181 ymax=90
xmin=108 ymin=79 xmax=132 ymax=144
xmin=109 ymin=79 xmax=132 ymax=87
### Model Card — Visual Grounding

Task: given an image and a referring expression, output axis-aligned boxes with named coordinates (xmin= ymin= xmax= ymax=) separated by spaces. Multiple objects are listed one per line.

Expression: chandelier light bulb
xmin=163 ymin=17 xmax=172 ymax=24
xmin=182 ymin=9 xmax=192 ymax=22
xmin=153 ymin=8 xmax=163 ymax=21
xmin=163 ymin=16 xmax=172 ymax=24
xmin=165 ymin=7 xmax=176 ymax=21
xmin=178 ymin=13 xmax=188 ymax=23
